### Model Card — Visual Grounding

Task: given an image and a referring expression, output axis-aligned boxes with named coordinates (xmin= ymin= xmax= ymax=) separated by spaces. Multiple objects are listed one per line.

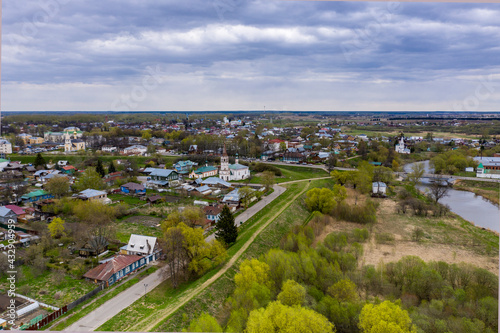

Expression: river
xmin=404 ymin=161 xmax=499 ymax=233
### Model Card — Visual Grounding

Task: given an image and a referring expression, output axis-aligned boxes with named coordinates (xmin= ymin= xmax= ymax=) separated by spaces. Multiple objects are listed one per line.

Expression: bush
xmin=375 ymin=233 xmax=395 ymax=245
xmin=249 ymin=162 xmax=283 ymax=176
xmin=332 ymin=200 xmax=378 ymax=224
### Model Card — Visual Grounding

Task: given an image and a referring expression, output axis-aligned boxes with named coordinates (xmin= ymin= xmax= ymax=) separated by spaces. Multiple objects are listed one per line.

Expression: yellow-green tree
xmin=305 ymin=188 xmax=337 ymax=214
xmin=358 ymin=300 xmax=417 ymax=333
xmin=48 ymin=217 xmax=66 ymax=238
xmin=261 ymin=171 xmax=275 ymax=191
xmin=277 ymin=279 xmax=306 ymax=306
xmin=45 ymin=176 xmax=70 ymax=198
xmin=246 ymin=301 xmax=335 ymax=333
xmin=183 ymin=312 xmax=222 ymax=332
xmin=327 ymin=279 xmax=359 ymax=303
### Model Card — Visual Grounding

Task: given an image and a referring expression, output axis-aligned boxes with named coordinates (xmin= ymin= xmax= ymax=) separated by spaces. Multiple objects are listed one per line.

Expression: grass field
xmin=115 ymin=216 xmax=163 ymax=243
xmin=344 ymin=128 xmax=482 ymax=140
xmin=245 ymin=164 xmax=329 ymax=184
xmin=98 ymin=178 xmax=330 ymax=331
xmin=0 ymin=266 xmax=96 ymax=308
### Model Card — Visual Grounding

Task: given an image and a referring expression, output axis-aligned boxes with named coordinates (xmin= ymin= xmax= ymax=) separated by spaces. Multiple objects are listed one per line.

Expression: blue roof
xmin=223 ymin=189 xmax=240 ymax=202
xmin=0 ymin=207 xmax=14 ymax=217
xmin=149 ymin=169 xmax=177 ymax=177
xmin=372 ymin=182 xmax=387 ymax=187
xmin=196 ymin=185 xmax=211 ymax=192
xmin=229 ymin=163 xmax=248 ymax=170
xmin=202 ymin=177 xmax=231 ymax=187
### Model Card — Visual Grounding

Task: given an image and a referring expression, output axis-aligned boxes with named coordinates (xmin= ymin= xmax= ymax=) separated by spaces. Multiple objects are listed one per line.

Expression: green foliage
xmin=305 ymin=188 xmax=337 ymax=214
xmin=108 ymin=160 xmax=116 ymax=173
xmin=246 ymin=301 xmax=335 ymax=333
xmin=215 ymin=205 xmax=238 ymax=246
xmin=96 ymin=159 xmax=105 ymax=177
xmin=430 ymin=150 xmax=476 ymax=175
xmin=45 ymin=176 xmax=70 ymax=198
xmin=332 ymin=200 xmax=378 ymax=224
xmin=183 ymin=312 xmax=222 ymax=332
xmin=327 ymin=279 xmax=359 ymax=303
xmin=48 ymin=217 xmax=66 ymax=238
xmin=359 ymin=300 xmax=417 ymax=333
xmin=74 ymin=167 xmax=106 ymax=191
xmin=34 ymin=152 xmax=46 ymax=168
xmin=277 ymin=280 xmax=306 ymax=306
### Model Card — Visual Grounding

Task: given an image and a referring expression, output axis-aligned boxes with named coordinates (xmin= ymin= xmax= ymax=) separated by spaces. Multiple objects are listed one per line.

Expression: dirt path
xmin=132 ymin=182 xmax=311 ymax=332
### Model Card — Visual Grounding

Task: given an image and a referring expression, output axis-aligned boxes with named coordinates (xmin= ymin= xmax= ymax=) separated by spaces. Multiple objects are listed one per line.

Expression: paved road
xmin=205 ymin=184 xmax=286 ymax=242
xmin=65 ymin=265 xmax=169 ymax=332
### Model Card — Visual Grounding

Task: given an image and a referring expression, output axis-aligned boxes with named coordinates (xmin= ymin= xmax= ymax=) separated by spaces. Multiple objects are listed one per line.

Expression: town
xmin=0 ymin=111 xmax=498 ymax=332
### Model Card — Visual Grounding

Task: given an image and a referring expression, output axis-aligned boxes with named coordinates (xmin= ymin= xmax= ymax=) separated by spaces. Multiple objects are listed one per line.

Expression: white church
xmin=395 ymin=137 xmax=410 ymax=154
xmin=220 ymin=144 xmax=250 ymax=181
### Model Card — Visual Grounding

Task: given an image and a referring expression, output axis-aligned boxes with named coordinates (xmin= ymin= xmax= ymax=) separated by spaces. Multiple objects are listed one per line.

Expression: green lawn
xmin=246 ymin=164 xmax=329 ymax=184
xmin=115 ymin=218 xmax=163 ymax=243
xmin=108 ymin=194 xmax=146 ymax=206
xmin=0 ymin=266 xmax=96 ymax=308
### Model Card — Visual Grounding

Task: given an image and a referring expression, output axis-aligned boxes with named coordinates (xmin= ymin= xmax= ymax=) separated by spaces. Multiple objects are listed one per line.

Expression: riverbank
xmin=454 ymin=179 xmax=500 ymax=206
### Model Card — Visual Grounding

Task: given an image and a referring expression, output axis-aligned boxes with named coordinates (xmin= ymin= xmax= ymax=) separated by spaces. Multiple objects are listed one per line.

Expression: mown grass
xmin=108 ymin=193 xmax=146 ymax=206
xmin=115 ymin=219 xmax=163 ymax=243
xmin=98 ymin=179 xmax=320 ymax=331
xmin=244 ymin=164 xmax=328 ymax=184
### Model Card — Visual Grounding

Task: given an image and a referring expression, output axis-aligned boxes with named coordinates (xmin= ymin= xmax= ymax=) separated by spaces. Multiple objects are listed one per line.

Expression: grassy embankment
xmin=454 ymin=179 xmax=500 ymax=206
xmin=244 ymin=164 xmax=329 ymax=184
xmin=98 ymin=178 xmax=331 ymax=331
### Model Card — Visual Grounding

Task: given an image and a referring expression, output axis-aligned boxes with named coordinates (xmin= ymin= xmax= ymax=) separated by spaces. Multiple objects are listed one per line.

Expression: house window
xmin=125 ymin=266 xmax=130 ymax=274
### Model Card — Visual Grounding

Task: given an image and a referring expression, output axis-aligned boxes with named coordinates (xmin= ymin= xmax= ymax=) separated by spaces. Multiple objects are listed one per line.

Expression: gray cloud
xmin=2 ymin=0 xmax=500 ymax=111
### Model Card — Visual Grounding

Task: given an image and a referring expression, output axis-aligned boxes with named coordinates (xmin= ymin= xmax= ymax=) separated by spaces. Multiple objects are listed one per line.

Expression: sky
xmin=2 ymin=0 xmax=500 ymax=112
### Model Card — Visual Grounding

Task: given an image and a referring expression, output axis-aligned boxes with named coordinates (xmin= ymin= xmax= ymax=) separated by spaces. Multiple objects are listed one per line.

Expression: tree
xmin=407 ymin=162 xmax=425 ymax=186
xmin=261 ymin=171 xmax=275 ymax=192
xmin=163 ymin=226 xmax=186 ymax=288
xmin=330 ymin=170 xmax=354 ymax=186
xmin=305 ymin=188 xmax=337 ymax=214
xmin=358 ymin=300 xmax=417 ymax=333
xmin=428 ymin=178 xmax=450 ymax=203
xmin=74 ymin=167 xmax=106 ymax=191
xmin=238 ymin=186 xmax=254 ymax=208
xmin=183 ymin=312 xmax=222 ymax=332
xmin=327 ymin=279 xmax=359 ymax=303
xmin=141 ymin=130 xmax=152 ymax=141
xmin=277 ymin=280 xmax=306 ymax=306
xmin=326 ymin=153 xmax=338 ymax=172
xmin=108 ymin=161 xmax=116 ymax=173
xmin=48 ymin=217 xmax=66 ymax=238
xmin=45 ymin=176 xmax=70 ymax=198
xmin=246 ymin=301 xmax=334 ymax=333
xmin=279 ymin=141 xmax=287 ymax=152
xmin=215 ymin=205 xmax=238 ymax=245
xmin=162 ymin=222 xmax=226 ymax=286
xmin=34 ymin=153 xmax=46 ymax=168
xmin=147 ymin=144 xmax=156 ymax=155
xmin=96 ymin=159 xmax=105 ymax=177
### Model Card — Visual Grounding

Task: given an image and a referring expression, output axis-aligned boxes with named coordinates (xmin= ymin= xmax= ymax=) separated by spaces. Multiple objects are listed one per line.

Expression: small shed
xmin=372 ymin=182 xmax=387 ymax=196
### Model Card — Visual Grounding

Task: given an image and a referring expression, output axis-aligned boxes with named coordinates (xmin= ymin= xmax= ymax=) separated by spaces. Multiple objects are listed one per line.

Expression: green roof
xmin=0 ymin=158 xmax=9 ymax=163
xmin=194 ymin=166 xmax=217 ymax=174
xmin=478 ymin=163 xmax=484 ymax=169
xmin=22 ymin=189 xmax=49 ymax=199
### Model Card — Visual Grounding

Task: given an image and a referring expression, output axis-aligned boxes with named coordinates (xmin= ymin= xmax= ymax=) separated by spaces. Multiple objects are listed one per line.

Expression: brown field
xmin=316 ymin=194 xmax=499 ymax=275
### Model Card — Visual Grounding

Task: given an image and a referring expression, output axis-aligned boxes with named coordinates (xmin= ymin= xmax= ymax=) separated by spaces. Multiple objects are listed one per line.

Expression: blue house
xmin=173 ymin=160 xmax=198 ymax=174
xmin=121 ymin=182 xmax=146 ymax=194
xmin=83 ymin=255 xmax=147 ymax=287
xmin=21 ymin=190 xmax=54 ymax=203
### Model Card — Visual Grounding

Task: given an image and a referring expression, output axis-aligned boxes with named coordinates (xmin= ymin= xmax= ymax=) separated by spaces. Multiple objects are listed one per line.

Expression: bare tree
xmin=428 ymin=178 xmax=450 ymax=203
xmin=163 ymin=227 xmax=186 ymax=288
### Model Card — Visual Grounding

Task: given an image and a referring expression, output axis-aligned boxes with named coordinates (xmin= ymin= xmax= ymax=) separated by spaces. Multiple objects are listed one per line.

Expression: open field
xmin=115 ymin=215 xmax=163 ymax=243
xmin=245 ymin=164 xmax=329 ymax=184
xmin=344 ymin=128 xmax=483 ymax=140
xmin=316 ymin=192 xmax=499 ymax=275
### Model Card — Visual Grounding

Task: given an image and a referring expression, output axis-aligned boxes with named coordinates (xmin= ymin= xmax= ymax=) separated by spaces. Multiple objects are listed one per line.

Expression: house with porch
xmin=173 ymin=160 xmax=198 ymax=174
xmin=148 ymin=169 xmax=179 ymax=187
xmin=83 ymin=254 xmax=145 ymax=287
xmin=21 ymin=190 xmax=53 ymax=203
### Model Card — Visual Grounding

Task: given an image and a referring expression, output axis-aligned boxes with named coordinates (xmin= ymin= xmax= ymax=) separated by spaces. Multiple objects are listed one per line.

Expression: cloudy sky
xmin=2 ymin=0 xmax=500 ymax=111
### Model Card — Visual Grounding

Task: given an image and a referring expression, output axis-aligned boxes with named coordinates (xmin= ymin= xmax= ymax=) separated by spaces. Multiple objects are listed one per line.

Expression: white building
xmin=395 ymin=138 xmax=410 ymax=154
xmin=0 ymin=139 xmax=12 ymax=155
xmin=102 ymin=145 xmax=118 ymax=153
xmin=219 ymin=144 xmax=250 ymax=181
